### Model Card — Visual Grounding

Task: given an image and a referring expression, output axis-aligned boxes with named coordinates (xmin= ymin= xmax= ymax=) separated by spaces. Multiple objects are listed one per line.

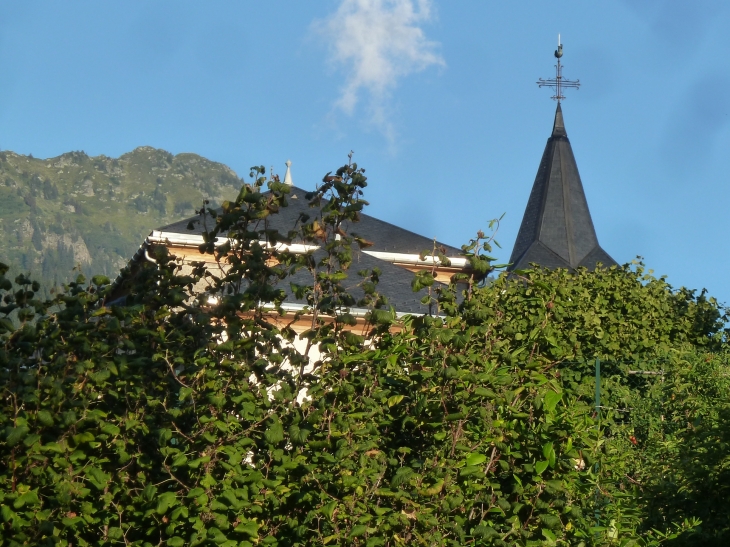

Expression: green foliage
xmin=0 ymin=147 xmax=244 ymax=291
xmin=596 ymin=351 xmax=730 ymax=546
xmin=0 ymin=158 xmax=728 ymax=546
xmin=455 ymin=264 xmax=726 ymax=364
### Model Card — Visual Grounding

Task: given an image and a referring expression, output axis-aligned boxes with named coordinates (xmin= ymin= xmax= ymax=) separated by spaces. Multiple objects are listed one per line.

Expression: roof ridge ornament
xmin=537 ymin=35 xmax=580 ymax=102
xmin=283 ymin=159 xmax=293 ymax=186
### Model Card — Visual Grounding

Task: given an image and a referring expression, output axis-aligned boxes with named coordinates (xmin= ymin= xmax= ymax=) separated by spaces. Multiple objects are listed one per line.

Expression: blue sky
xmin=1 ymin=1 xmax=729 ymax=305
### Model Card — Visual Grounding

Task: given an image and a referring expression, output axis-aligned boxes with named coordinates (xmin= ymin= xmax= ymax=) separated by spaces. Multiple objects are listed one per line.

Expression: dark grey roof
xmin=155 ymin=186 xmax=456 ymax=315
xmin=279 ymin=249 xmax=439 ymax=315
xmin=508 ymin=104 xmax=616 ymax=271
xmin=159 ymin=186 xmax=461 ymax=256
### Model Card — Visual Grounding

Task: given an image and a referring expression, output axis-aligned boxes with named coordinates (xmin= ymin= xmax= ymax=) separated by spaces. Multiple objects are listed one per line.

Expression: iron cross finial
xmin=537 ymin=36 xmax=580 ymax=102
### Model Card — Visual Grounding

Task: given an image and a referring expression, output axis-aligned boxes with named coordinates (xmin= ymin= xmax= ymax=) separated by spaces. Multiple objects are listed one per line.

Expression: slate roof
xmin=154 ymin=186 xmax=460 ymax=315
xmin=508 ymin=104 xmax=617 ymax=271
xmin=275 ymin=250 xmax=438 ymax=315
xmin=159 ymin=186 xmax=462 ymax=256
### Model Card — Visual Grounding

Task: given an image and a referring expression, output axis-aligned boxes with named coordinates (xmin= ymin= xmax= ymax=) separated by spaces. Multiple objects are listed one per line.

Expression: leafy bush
xmin=0 ymin=160 xmax=727 ymax=546
xmin=625 ymin=351 xmax=730 ymax=546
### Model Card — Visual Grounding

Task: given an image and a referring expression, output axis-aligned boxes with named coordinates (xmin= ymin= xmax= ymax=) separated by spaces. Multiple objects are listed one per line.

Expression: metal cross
xmin=537 ymin=40 xmax=580 ymax=102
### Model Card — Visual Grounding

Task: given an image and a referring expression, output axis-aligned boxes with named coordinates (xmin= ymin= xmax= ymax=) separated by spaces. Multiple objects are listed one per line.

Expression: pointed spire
xmin=508 ymin=105 xmax=616 ymax=272
xmin=552 ymin=103 xmax=567 ymax=137
xmin=283 ymin=159 xmax=293 ymax=186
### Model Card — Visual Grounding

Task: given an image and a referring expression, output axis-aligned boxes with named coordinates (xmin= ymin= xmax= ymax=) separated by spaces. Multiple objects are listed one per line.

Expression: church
xmin=116 ymin=44 xmax=615 ymax=322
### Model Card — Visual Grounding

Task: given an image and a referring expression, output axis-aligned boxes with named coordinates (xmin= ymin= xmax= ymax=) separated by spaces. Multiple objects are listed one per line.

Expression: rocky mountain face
xmin=0 ymin=147 xmax=243 ymax=295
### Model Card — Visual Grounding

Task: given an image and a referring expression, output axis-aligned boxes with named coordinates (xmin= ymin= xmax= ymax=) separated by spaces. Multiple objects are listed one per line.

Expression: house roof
xmin=137 ymin=185 xmax=465 ymax=316
xmin=158 ymin=185 xmax=462 ymax=257
xmin=508 ymin=103 xmax=617 ymax=271
xmin=274 ymin=249 xmax=440 ymax=315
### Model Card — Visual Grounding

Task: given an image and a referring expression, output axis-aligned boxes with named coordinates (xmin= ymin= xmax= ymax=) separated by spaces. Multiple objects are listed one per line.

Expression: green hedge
xmin=0 ymin=161 xmax=727 ymax=546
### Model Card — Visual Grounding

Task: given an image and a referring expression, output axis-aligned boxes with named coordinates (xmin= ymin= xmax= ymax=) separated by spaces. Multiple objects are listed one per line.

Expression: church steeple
xmin=508 ymin=102 xmax=616 ymax=271
xmin=509 ymin=41 xmax=615 ymax=271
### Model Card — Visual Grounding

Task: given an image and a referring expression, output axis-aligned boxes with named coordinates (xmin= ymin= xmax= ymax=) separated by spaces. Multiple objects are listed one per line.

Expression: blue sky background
xmin=1 ymin=1 xmax=729 ymax=305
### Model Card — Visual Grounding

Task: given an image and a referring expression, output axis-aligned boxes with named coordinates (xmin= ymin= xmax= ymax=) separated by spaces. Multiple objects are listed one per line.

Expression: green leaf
xmin=535 ymin=460 xmax=549 ymax=475
xmin=187 ymin=456 xmax=211 ymax=469
xmin=349 ymin=525 xmax=368 ymax=538
xmin=474 ymin=387 xmax=496 ymax=398
xmin=420 ymin=479 xmax=444 ymax=496
xmin=73 ymin=431 xmax=95 ymax=445
xmin=101 ymin=423 xmax=120 ymax=436
xmin=459 ymin=465 xmax=482 ymax=477
xmin=541 ymin=528 xmax=557 ymax=545
xmin=387 ymin=395 xmax=404 ymax=408
xmin=172 ymin=454 xmax=188 ymax=467
xmin=234 ymin=520 xmax=260 ymax=538
xmin=289 ymin=425 xmax=310 ymax=445
xmin=391 ymin=467 xmax=415 ymax=488
xmin=466 ymin=452 xmax=487 ymax=466
xmin=0 ymin=318 xmax=14 ymax=332
xmin=23 ymin=434 xmax=40 ymax=447
xmin=40 ymin=442 xmax=65 ymax=454
xmin=543 ymin=390 xmax=562 ymax=413
xmin=0 ymin=505 xmax=16 ymax=523
xmin=157 ymin=492 xmax=178 ymax=514
xmin=265 ymin=422 xmax=284 ymax=445
xmin=143 ymin=484 xmax=158 ymax=501
xmin=37 ymin=410 xmax=54 ymax=426
xmin=106 ymin=527 xmax=124 ymax=540
xmin=13 ymin=490 xmax=39 ymax=509
xmin=5 ymin=425 xmax=29 ymax=446
xmin=87 ymin=466 xmax=110 ymax=488
xmin=542 ymin=442 xmax=557 ymax=468
xmin=472 ymin=525 xmax=499 ymax=539
xmin=322 ymin=501 xmax=337 ymax=520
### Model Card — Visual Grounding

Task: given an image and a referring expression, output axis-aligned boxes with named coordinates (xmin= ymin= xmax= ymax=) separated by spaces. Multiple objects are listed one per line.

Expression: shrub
xmin=0 ymin=160 xmax=727 ymax=546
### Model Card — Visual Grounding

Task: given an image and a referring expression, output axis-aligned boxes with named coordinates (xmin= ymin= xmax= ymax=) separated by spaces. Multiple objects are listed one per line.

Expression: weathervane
xmin=537 ymin=34 xmax=580 ymax=102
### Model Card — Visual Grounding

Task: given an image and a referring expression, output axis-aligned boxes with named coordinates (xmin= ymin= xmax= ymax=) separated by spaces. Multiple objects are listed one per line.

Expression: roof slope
xmin=158 ymin=186 xmax=462 ymax=257
xmin=154 ymin=186 xmax=459 ymax=315
xmin=508 ymin=104 xmax=616 ymax=271
xmin=276 ymin=250 xmax=440 ymax=315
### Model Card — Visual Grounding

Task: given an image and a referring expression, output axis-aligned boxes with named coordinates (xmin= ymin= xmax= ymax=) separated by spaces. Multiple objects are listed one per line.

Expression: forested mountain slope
xmin=0 ymin=147 xmax=243 ymax=294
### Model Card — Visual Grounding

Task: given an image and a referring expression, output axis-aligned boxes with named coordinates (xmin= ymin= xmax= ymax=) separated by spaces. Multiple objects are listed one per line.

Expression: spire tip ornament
xmin=283 ymin=159 xmax=293 ymax=186
xmin=537 ymin=37 xmax=579 ymax=102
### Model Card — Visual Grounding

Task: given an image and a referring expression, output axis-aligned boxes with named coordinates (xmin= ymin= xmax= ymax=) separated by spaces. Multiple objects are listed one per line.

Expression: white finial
xmin=283 ymin=159 xmax=293 ymax=186
xmin=558 ymin=33 xmax=561 ymax=46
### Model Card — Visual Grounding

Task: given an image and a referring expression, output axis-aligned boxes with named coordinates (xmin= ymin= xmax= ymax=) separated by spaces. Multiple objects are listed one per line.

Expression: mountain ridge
xmin=0 ymin=146 xmax=244 ymax=294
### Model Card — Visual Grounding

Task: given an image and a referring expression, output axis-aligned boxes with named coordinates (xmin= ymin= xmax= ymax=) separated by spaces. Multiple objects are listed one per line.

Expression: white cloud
xmin=316 ymin=0 xmax=444 ymax=142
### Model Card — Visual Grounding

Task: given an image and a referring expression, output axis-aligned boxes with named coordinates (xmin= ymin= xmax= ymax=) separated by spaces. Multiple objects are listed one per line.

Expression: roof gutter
xmin=148 ymin=231 xmax=467 ymax=267
xmin=361 ymin=250 xmax=469 ymax=269
xmin=264 ymin=301 xmax=437 ymax=319
xmin=147 ymin=230 xmax=318 ymax=254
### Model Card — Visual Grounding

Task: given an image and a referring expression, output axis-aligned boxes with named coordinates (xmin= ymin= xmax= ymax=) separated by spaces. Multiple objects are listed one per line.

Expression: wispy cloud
xmin=316 ymin=0 xmax=444 ymax=143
